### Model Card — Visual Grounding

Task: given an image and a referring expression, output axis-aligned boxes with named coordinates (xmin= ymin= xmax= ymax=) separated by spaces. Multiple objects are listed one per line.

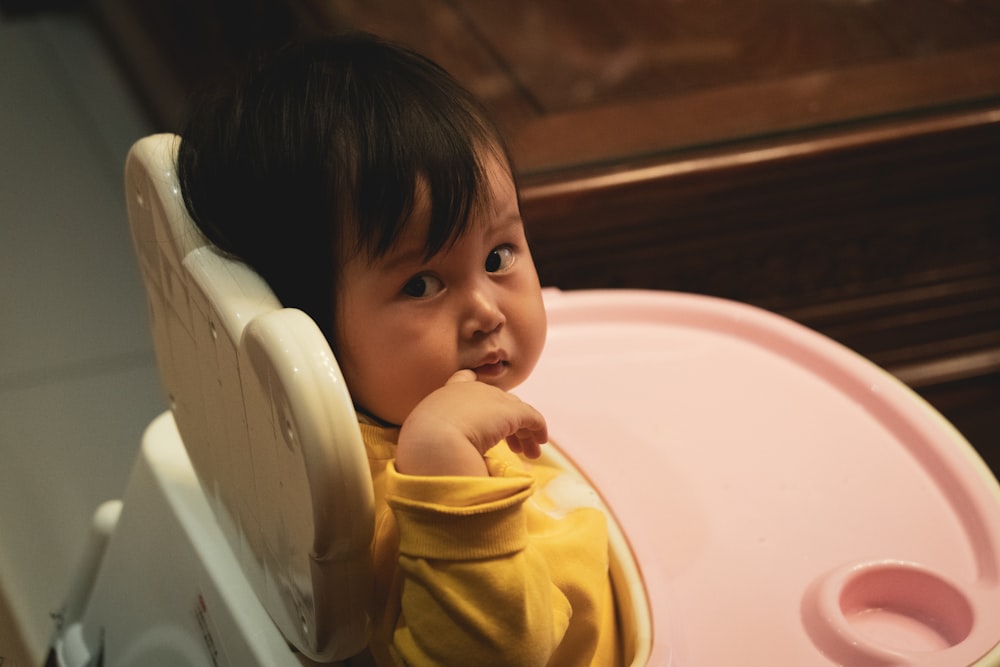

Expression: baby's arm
xmin=383 ymin=451 xmax=578 ymax=666
xmin=395 ymin=370 xmax=548 ymax=477
xmin=387 ymin=373 xmax=572 ymax=664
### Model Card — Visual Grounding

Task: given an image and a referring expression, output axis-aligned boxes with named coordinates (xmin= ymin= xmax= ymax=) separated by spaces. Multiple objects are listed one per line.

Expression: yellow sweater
xmin=359 ymin=422 xmax=623 ymax=667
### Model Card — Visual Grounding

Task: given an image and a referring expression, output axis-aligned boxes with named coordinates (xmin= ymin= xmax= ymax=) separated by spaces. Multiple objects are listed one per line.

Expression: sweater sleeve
xmin=384 ymin=455 xmax=573 ymax=667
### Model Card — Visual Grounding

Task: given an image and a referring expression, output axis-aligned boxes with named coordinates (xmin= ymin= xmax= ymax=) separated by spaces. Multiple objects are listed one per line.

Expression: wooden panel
xmin=507 ymin=43 xmax=1000 ymax=174
xmin=517 ymin=109 xmax=1000 ymax=472
xmin=291 ymin=0 xmax=1000 ymax=174
xmin=520 ymin=111 xmax=1000 ymax=370
xmin=92 ymin=0 xmax=1000 ymax=171
xmin=451 ymin=0 xmax=1000 ymax=108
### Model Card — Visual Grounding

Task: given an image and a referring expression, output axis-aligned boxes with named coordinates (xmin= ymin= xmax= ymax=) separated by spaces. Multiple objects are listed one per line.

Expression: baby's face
xmin=335 ymin=155 xmax=547 ymax=426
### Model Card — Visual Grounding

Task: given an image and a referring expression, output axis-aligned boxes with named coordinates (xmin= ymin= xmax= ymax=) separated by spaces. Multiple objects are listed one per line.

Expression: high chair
xmin=48 ymin=133 xmax=1000 ymax=666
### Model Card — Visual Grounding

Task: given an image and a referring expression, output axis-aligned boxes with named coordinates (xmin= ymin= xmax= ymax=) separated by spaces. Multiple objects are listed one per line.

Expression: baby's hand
xmin=395 ymin=370 xmax=548 ymax=476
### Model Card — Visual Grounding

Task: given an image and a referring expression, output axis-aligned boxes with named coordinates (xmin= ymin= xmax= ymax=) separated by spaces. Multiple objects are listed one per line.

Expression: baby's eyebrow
xmin=375 ymin=244 xmax=428 ymax=274
xmin=374 ymin=203 xmax=523 ymax=273
xmin=490 ymin=211 xmax=524 ymax=235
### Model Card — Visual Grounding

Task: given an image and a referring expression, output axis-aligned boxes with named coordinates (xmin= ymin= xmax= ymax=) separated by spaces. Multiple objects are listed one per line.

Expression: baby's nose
xmin=462 ymin=288 xmax=505 ymax=338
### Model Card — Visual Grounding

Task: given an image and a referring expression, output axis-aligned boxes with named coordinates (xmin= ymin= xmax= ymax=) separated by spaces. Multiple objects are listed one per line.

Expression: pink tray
xmin=516 ymin=289 xmax=1000 ymax=666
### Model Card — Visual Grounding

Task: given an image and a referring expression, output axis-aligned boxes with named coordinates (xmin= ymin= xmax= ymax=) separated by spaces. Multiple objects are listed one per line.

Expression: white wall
xmin=0 ymin=12 xmax=164 ymax=663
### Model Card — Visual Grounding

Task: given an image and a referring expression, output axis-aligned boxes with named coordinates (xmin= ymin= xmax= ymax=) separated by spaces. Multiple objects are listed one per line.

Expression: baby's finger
xmin=515 ymin=403 xmax=548 ymax=447
xmin=506 ymin=418 xmax=548 ymax=458
xmin=511 ymin=433 xmax=545 ymax=459
xmin=446 ymin=369 xmax=478 ymax=385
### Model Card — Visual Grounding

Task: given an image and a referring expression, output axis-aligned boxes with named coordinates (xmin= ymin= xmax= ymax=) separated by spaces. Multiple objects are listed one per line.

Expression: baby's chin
xmin=484 ymin=369 xmax=532 ymax=394
xmin=355 ymin=395 xmax=420 ymax=429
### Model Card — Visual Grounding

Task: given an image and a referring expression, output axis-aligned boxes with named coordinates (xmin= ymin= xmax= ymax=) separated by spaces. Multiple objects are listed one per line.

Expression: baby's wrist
xmin=396 ymin=425 xmax=489 ymax=477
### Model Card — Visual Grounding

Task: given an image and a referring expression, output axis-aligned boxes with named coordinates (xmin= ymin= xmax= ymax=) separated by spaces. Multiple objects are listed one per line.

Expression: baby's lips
xmin=472 ymin=360 xmax=508 ymax=379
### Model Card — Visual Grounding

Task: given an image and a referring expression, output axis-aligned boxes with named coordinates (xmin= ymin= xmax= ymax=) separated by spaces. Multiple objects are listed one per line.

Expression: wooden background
xmin=92 ymin=0 xmax=1000 ymax=472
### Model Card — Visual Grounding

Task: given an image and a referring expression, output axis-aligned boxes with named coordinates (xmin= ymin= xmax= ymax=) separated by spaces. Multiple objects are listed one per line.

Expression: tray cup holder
xmin=804 ymin=560 xmax=978 ymax=665
xmin=839 ymin=563 xmax=973 ymax=651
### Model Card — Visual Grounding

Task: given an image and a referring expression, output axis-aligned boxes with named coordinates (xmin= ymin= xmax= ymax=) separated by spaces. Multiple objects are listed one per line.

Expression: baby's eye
xmin=402 ymin=274 xmax=443 ymax=298
xmin=485 ymin=245 xmax=515 ymax=273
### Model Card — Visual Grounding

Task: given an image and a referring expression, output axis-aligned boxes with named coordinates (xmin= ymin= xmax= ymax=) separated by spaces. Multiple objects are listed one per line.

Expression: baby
xmin=177 ymin=32 xmax=622 ymax=666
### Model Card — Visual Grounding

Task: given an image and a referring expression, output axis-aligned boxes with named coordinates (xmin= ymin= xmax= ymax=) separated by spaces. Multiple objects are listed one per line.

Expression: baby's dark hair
xmin=176 ymin=32 xmax=512 ymax=343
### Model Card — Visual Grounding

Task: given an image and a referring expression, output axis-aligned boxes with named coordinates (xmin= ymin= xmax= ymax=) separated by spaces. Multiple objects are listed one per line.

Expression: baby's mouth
xmin=472 ymin=359 xmax=509 ymax=378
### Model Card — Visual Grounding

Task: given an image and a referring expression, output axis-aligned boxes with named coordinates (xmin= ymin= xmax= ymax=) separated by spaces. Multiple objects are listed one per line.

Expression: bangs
xmin=329 ymin=39 xmax=511 ymax=262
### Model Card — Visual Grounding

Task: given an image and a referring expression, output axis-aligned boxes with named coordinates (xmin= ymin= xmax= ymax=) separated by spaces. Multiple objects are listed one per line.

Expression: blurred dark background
xmin=7 ymin=0 xmax=998 ymax=466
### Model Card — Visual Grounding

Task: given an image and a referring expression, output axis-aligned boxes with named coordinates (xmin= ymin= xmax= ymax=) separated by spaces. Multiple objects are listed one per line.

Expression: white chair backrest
xmin=125 ymin=133 xmax=374 ymax=662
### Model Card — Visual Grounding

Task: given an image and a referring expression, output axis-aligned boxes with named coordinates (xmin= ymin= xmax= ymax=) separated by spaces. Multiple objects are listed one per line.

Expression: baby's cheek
xmin=395 ymin=371 xmax=452 ymax=423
